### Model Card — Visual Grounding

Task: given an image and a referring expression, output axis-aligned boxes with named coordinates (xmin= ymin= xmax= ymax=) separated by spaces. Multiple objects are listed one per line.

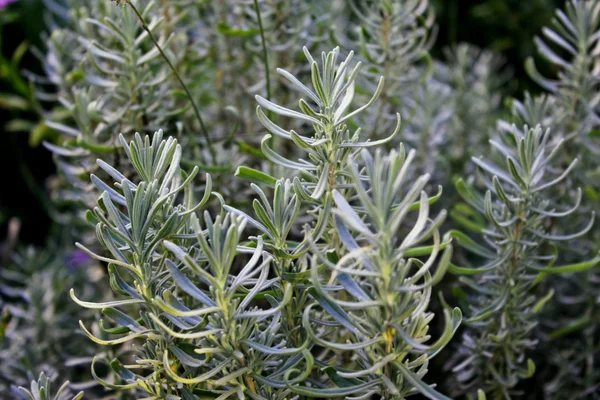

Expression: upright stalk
xmin=125 ymin=0 xmax=216 ymax=163
xmin=253 ymin=0 xmax=271 ymax=104
xmin=253 ymin=0 xmax=279 ymax=166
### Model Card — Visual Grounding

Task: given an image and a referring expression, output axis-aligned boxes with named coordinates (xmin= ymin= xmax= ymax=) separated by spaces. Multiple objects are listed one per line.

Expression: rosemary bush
xmin=1 ymin=0 xmax=599 ymax=399
xmin=70 ymin=46 xmax=461 ymax=399
xmin=522 ymin=1 xmax=600 ymax=397
xmin=12 ymin=372 xmax=83 ymax=400
xmin=34 ymin=0 xmax=333 ymax=228
xmin=438 ymin=43 xmax=510 ymax=174
xmin=448 ymin=124 xmax=596 ymax=398
xmin=0 ymin=224 xmax=106 ymax=392
xmin=337 ymin=0 xmax=436 ymax=133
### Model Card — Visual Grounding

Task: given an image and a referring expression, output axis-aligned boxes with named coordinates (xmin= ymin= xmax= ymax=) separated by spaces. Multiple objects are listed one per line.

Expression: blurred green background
xmin=0 ymin=0 xmax=564 ymax=245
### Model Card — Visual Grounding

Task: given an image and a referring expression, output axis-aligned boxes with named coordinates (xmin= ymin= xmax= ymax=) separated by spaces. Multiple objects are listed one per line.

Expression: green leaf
xmin=217 ymin=22 xmax=259 ymax=37
xmin=242 ymin=339 xmax=307 ymax=355
xmin=71 ymin=288 xmax=144 ymax=309
xmin=537 ymin=254 xmax=600 ymax=275
xmin=448 ymin=230 xmax=495 ymax=258
xmin=102 ymin=307 xmax=144 ymax=333
xmin=450 ymin=205 xmax=486 ymax=233
xmin=283 ymin=263 xmax=327 ymax=283
xmin=332 ymin=189 xmax=371 ymax=236
xmin=236 ymin=140 xmax=267 ymax=160
xmin=322 ymin=366 xmax=363 ymax=387
xmin=396 ymin=363 xmax=453 ymax=400
xmin=68 ymin=137 xmax=119 ymax=153
xmin=107 ymin=264 xmax=139 ymax=299
xmin=287 ymin=379 xmax=378 ymax=398
xmin=5 ymin=119 xmax=34 ymax=133
xmin=165 ymin=259 xmax=217 ymax=307
xmin=90 ymin=357 xmax=139 ymax=390
xmin=549 ymin=314 xmax=595 ymax=339
xmin=506 ymin=157 xmax=527 ymax=188
xmin=0 ymin=93 xmax=28 ymax=110
xmin=235 ymin=166 xmax=277 ymax=187
xmin=533 ymin=289 xmax=554 ymax=313
xmin=404 ymin=238 xmax=451 ymax=257
xmin=426 ymin=303 xmax=462 ymax=358
xmin=110 ymin=359 xmax=138 ymax=385
xmin=524 ymin=359 xmax=536 ymax=378
xmin=409 ymin=185 xmax=443 ymax=211
xmin=307 ymin=287 xmax=365 ymax=336
xmin=449 ymin=262 xmax=494 ymax=275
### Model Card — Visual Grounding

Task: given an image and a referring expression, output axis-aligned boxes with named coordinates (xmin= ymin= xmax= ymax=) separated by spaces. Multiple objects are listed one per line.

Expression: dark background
xmin=0 ymin=0 xmax=563 ymax=245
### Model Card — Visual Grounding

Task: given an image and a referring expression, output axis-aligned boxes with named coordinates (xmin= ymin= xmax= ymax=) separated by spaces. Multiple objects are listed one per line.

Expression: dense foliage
xmin=0 ymin=0 xmax=598 ymax=399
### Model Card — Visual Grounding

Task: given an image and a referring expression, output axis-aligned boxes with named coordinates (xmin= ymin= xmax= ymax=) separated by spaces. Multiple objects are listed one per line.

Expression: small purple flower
xmin=0 ymin=0 xmax=17 ymax=9
xmin=65 ymin=249 xmax=94 ymax=270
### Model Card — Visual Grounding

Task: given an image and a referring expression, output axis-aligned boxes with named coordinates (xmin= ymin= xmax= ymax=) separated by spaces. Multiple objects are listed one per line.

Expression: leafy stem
xmin=124 ymin=0 xmax=216 ymax=163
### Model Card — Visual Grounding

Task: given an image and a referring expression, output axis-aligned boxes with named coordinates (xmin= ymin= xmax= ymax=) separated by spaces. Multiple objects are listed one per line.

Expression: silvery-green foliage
xmin=0 ymin=242 xmax=105 ymax=393
xmin=75 ymin=130 xmax=312 ymax=399
xmin=514 ymin=2 xmax=600 ymax=396
xmin=448 ymin=124 xmax=597 ymax=398
xmin=73 ymin=46 xmax=462 ymax=399
xmin=402 ymin=80 xmax=453 ymax=185
xmin=537 ymin=271 xmax=600 ymax=400
xmin=22 ymin=0 xmax=600 ymax=398
xmin=71 ymin=131 xmax=217 ymax=397
xmin=310 ymin=148 xmax=461 ymax=399
xmin=438 ymin=44 xmax=510 ymax=172
xmin=251 ymin=46 xmax=399 ymax=195
xmin=526 ymin=0 xmax=600 ymax=149
xmin=35 ymin=0 xmax=337 ymax=230
xmin=36 ymin=0 xmax=216 ymax=227
xmin=42 ymin=1 xmax=194 ymax=135
xmin=12 ymin=372 xmax=83 ymax=400
xmin=337 ymin=0 xmax=435 ymax=133
xmin=502 ymin=93 xmax=557 ymax=131
xmin=228 ymin=46 xmax=461 ymax=399
xmin=521 ymin=0 xmax=600 ymax=246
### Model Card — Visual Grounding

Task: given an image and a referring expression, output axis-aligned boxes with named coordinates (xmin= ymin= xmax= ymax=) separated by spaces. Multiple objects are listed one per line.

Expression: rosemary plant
xmin=338 ymin=0 xmax=435 ymax=134
xmin=401 ymin=79 xmax=453 ymax=186
xmin=438 ymin=43 xmax=510 ymax=173
xmin=33 ymin=0 xmax=337 ymax=232
xmin=229 ymin=46 xmax=462 ymax=399
xmin=520 ymin=2 xmax=600 ymax=396
xmin=37 ymin=0 xmax=218 ymax=229
xmin=0 ymin=236 xmax=106 ymax=392
xmin=526 ymin=0 xmax=600 ymax=147
xmin=72 ymin=46 xmax=461 ymax=399
xmin=6 ymin=0 xmax=598 ymax=398
xmin=12 ymin=372 xmax=84 ymax=400
xmin=448 ymin=124 xmax=597 ymax=398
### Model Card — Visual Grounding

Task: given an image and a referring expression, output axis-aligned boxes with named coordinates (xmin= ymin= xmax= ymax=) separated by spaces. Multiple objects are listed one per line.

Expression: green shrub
xmin=0 ymin=0 xmax=598 ymax=399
